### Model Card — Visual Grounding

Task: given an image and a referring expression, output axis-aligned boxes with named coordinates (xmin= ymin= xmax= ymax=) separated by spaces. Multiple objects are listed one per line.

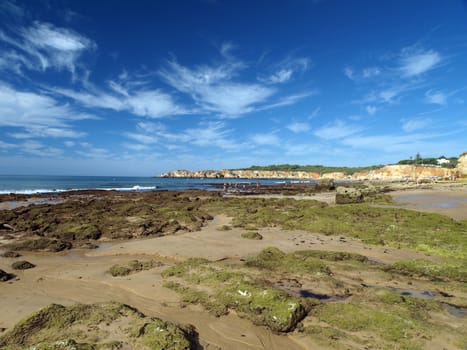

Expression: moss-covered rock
xmin=241 ymin=231 xmax=263 ymax=240
xmin=108 ymin=259 xmax=162 ymax=277
xmin=162 ymin=254 xmax=312 ymax=332
xmin=335 ymin=187 xmax=364 ymax=204
xmin=0 ymin=302 xmax=195 ymax=350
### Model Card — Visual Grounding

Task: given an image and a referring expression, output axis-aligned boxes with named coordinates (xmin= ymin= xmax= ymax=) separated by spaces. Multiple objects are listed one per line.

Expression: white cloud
xmin=309 ymin=107 xmax=320 ymax=119
xmin=9 ymin=126 xmax=85 ymax=139
xmin=64 ymin=141 xmax=75 ymax=147
xmin=159 ymin=59 xmax=275 ymax=116
xmin=264 ymin=56 xmax=310 ymax=84
xmin=75 ymin=142 xmax=112 ymax=159
xmin=0 ymin=140 xmax=16 ymax=149
xmin=362 ymin=67 xmax=380 ymax=78
xmin=20 ymin=140 xmax=64 ymax=157
xmin=344 ymin=67 xmax=355 ymax=80
xmin=399 ymin=48 xmax=441 ymax=77
xmin=401 ymin=118 xmax=431 ymax=132
xmin=123 ymin=143 xmax=151 ymax=151
xmin=124 ymin=121 xmax=240 ymax=151
xmin=268 ymin=69 xmax=293 ymax=83
xmin=366 ymin=105 xmax=377 ymax=115
xmin=49 ymin=85 xmax=185 ymax=119
xmin=287 ymin=122 xmax=310 ymax=133
xmin=0 ymin=21 xmax=96 ymax=77
xmin=0 ymin=83 xmax=92 ymax=137
xmin=250 ymin=132 xmax=280 ymax=146
xmin=424 ymin=90 xmax=447 ymax=105
xmin=314 ymin=120 xmax=362 ymax=140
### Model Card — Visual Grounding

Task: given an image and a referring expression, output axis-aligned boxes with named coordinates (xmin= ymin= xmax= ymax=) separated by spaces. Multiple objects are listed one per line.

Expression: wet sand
xmin=390 ymin=183 xmax=467 ymax=220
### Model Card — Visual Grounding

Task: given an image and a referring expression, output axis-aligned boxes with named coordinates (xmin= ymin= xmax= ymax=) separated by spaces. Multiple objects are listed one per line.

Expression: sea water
xmin=0 ymin=175 xmax=296 ymax=194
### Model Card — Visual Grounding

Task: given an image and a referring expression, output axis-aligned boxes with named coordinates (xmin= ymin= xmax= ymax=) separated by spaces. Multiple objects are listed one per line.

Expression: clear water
xmin=0 ymin=175 xmax=298 ymax=194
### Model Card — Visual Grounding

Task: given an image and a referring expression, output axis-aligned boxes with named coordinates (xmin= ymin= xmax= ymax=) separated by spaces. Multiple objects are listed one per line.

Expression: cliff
xmin=457 ymin=152 xmax=467 ymax=178
xmin=161 ymin=164 xmax=458 ymax=181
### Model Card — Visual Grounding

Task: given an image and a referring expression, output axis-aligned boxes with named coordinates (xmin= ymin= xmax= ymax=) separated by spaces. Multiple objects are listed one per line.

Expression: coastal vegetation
xmin=205 ymin=196 xmax=467 ymax=258
xmin=238 ymin=164 xmax=383 ymax=175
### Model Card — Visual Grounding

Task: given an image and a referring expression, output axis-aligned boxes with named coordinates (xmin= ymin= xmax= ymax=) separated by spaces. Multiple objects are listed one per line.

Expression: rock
xmin=335 ymin=187 xmax=364 ymax=204
xmin=0 ymin=269 xmax=14 ymax=282
xmin=0 ymin=302 xmax=195 ymax=349
xmin=456 ymin=152 xmax=467 ymax=178
xmin=1 ymin=251 xmax=21 ymax=258
xmin=11 ymin=260 xmax=35 ymax=270
xmin=316 ymin=178 xmax=335 ymax=190
xmin=0 ymin=223 xmax=15 ymax=231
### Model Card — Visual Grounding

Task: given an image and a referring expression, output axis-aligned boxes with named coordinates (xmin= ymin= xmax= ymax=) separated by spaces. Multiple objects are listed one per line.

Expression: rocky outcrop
xmin=162 ymin=169 xmax=323 ymax=179
xmin=457 ymin=152 xmax=467 ymax=178
xmin=336 ymin=187 xmax=364 ymax=204
xmin=354 ymin=165 xmax=455 ymax=181
xmin=161 ymin=164 xmax=456 ymax=181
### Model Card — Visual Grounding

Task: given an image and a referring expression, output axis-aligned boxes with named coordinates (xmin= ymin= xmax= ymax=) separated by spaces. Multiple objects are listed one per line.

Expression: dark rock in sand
xmin=5 ymin=238 xmax=72 ymax=252
xmin=11 ymin=260 xmax=35 ymax=270
xmin=1 ymin=251 xmax=21 ymax=258
xmin=0 ymin=269 xmax=14 ymax=282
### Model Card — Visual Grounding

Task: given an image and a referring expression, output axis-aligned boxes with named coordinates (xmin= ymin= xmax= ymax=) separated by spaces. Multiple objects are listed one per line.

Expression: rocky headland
xmin=161 ymin=164 xmax=458 ymax=181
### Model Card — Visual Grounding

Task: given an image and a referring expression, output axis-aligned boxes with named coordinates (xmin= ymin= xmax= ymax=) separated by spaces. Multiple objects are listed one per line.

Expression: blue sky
xmin=1 ymin=0 xmax=466 ymax=176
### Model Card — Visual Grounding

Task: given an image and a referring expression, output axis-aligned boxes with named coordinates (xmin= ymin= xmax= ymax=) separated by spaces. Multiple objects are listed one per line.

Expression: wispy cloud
xmin=124 ymin=121 xmax=240 ymax=151
xmin=344 ymin=67 xmax=355 ymax=80
xmin=268 ymin=69 xmax=293 ymax=83
xmin=159 ymin=59 xmax=274 ymax=116
xmin=362 ymin=67 xmax=380 ymax=78
xmin=399 ymin=48 xmax=441 ymax=77
xmin=49 ymin=83 xmax=186 ymax=119
xmin=314 ymin=120 xmax=362 ymax=140
xmin=250 ymin=132 xmax=280 ymax=146
xmin=366 ymin=105 xmax=377 ymax=115
xmin=0 ymin=83 xmax=92 ymax=138
xmin=263 ymin=57 xmax=310 ymax=84
xmin=424 ymin=90 xmax=447 ymax=105
xmin=0 ymin=21 xmax=96 ymax=78
xmin=287 ymin=122 xmax=310 ymax=133
xmin=401 ymin=118 xmax=431 ymax=132
xmin=20 ymin=140 xmax=64 ymax=157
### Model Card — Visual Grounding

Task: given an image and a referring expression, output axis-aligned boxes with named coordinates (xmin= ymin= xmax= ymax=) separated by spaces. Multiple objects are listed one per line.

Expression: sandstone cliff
xmin=161 ymin=164 xmax=457 ymax=181
xmin=457 ymin=152 xmax=467 ymax=178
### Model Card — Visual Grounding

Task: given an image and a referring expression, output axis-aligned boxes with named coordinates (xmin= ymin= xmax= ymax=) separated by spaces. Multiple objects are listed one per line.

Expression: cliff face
xmin=457 ymin=152 xmax=467 ymax=178
xmin=161 ymin=164 xmax=457 ymax=181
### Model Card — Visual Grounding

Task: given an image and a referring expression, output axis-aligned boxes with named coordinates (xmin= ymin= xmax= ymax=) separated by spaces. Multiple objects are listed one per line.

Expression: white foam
xmin=0 ymin=185 xmax=157 ymax=194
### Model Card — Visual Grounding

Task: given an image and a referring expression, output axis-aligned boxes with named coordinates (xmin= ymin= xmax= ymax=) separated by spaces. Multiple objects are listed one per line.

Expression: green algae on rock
xmin=0 ymin=301 xmax=196 ymax=350
xmin=162 ymin=256 xmax=310 ymax=332
xmin=108 ymin=259 xmax=163 ymax=277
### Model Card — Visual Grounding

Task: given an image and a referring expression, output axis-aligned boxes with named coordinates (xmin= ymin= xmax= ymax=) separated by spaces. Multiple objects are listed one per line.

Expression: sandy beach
xmin=0 ymin=182 xmax=466 ymax=349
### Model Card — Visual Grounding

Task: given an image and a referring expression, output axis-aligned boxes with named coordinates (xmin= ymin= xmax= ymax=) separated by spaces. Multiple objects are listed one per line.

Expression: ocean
xmin=0 ymin=175 xmax=301 ymax=194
